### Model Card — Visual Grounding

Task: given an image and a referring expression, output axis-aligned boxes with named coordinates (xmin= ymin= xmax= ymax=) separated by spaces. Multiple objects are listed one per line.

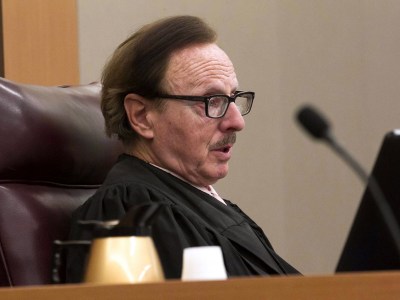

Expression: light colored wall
xmin=77 ymin=0 xmax=400 ymax=274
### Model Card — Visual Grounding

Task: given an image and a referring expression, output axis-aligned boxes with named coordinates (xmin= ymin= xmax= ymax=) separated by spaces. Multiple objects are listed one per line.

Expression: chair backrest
xmin=0 ymin=78 xmax=123 ymax=286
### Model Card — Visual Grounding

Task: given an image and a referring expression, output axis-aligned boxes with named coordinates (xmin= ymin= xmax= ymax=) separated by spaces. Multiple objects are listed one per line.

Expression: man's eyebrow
xmin=201 ymin=87 xmax=239 ymax=96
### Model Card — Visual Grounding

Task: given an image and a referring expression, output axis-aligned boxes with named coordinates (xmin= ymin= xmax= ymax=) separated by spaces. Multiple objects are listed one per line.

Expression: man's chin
xmin=210 ymin=165 xmax=229 ymax=182
xmin=195 ymin=162 xmax=229 ymax=185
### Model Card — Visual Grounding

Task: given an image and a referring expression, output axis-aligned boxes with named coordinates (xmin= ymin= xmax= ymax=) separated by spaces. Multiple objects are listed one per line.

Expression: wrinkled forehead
xmin=163 ymin=43 xmax=238 ymax=94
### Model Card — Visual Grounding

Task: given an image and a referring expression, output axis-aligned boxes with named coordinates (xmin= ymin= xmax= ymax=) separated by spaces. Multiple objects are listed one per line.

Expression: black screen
xmin=336 ymin=130 xmax=400 ymax=272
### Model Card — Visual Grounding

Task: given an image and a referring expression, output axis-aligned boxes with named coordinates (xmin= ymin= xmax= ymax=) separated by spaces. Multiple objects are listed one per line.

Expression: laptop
xmin=336 ymin=130 xmax=400 ymax=272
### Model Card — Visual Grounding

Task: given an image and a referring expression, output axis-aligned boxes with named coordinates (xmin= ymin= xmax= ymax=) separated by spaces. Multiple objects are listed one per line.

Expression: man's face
xmin=147 ymin=43 xmax=245 ymax=187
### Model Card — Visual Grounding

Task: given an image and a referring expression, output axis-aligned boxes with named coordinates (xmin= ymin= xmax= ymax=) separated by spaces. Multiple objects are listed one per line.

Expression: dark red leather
xmin=0 ymin=78 xmax=123 ymax=286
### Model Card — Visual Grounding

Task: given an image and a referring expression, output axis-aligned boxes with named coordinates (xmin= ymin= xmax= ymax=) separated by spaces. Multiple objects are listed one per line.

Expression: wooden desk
xmin=1 ymin=271 xmax=400 ymax=299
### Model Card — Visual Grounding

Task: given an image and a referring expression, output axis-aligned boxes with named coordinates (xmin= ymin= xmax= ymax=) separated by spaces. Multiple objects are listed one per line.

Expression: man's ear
xmin=124 ymin=93 xmax=155 ymax=139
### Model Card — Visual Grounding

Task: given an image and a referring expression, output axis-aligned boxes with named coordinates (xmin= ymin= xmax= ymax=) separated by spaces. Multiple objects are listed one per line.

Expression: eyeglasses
xmin=155 ymin=91 xmax=255 ymax=119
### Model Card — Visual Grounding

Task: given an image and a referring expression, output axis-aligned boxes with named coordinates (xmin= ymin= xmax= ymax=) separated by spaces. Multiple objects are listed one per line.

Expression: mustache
xmin=210 ymin=133 xmax=236 ymax=150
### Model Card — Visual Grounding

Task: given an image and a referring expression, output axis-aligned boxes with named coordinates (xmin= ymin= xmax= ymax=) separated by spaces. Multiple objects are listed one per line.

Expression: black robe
xmin=66 ymin=154 xmax=299 ymax=282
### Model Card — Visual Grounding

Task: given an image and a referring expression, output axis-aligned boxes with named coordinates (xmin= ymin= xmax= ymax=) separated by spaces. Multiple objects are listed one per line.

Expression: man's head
xmin=102 ymin=16 xmax=253 ymax=187
xmin=101 ymin=15 xmax=217 ymax=143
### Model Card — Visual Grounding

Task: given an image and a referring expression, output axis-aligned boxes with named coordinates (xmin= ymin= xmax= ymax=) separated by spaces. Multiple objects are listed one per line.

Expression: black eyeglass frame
xmin=155 ymin=91 xmax=255 ymax=119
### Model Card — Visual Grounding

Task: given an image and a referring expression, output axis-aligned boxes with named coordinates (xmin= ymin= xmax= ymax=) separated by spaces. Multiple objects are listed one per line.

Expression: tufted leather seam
xmin=0 ymin=238 xmax=13 ymax=286
xmin=0 ymin=180 xmax=101 ymax=189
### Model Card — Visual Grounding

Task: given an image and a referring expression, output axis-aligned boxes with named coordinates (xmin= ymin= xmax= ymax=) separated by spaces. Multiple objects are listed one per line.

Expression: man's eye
xmin=209 ymin=97 xmax=226 ymax=107
xmin=209 ymin=101 xmax=219 ymax=108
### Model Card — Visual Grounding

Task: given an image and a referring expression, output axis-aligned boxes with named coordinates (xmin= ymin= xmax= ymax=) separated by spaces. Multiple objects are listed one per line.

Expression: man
xmin=66 ymin=15 xmax=298 ymax=282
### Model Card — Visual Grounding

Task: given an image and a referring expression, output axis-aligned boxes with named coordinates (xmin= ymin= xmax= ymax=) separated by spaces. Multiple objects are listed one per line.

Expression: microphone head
xmin=296 ymin=105 xmax=331 ymax=140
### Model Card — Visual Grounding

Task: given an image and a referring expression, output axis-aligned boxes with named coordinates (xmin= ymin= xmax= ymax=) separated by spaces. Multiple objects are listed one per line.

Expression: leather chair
xmin=0 ymin=78 xmax=123 ymax=286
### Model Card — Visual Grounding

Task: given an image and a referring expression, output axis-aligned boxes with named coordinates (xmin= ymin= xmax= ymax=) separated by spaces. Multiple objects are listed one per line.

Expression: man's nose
xmin=219 ymin=103 xmax=245 ymax=132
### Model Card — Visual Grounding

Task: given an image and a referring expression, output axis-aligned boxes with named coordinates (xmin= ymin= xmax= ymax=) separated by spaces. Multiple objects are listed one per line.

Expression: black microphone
xmin=295 ymin=104 xmax=400 ymax=256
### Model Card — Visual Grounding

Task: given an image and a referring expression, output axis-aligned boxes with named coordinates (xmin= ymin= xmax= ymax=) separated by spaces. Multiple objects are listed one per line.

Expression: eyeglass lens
xmin=208 ymin=94 xmax=252 ymax=117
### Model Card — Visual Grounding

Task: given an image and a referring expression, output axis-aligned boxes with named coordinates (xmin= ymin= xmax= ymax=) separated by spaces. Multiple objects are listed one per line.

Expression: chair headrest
xmin=0 ymin=78 xmax=123 ymax=185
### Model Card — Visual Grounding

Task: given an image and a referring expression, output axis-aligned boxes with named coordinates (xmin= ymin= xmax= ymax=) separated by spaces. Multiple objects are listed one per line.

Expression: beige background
xmin=77 ymin=0 xmax=400 ymax=275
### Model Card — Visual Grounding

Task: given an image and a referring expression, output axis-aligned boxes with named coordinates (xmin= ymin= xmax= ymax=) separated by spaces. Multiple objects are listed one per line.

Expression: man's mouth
xmin=213 ymin=144 xmax=232 ymax=154
xmin=220 ymin=145 xmax=231 ymax=153
xmin=210 ymin=134 xmax=236 ymax=152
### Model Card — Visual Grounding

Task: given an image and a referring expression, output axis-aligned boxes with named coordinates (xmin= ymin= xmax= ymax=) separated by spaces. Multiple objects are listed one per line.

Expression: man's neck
xmin=148 ymin=161 xmax=226 ymax=205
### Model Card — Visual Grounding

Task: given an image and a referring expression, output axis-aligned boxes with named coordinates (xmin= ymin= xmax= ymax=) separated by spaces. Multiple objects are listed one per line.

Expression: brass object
xmin=84 ymin=236 xmax=165 ymax=284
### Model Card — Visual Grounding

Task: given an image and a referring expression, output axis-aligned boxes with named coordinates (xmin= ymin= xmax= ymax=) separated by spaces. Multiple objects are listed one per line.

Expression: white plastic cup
xmin=181 ymin=246 xmax=228 ymax=281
